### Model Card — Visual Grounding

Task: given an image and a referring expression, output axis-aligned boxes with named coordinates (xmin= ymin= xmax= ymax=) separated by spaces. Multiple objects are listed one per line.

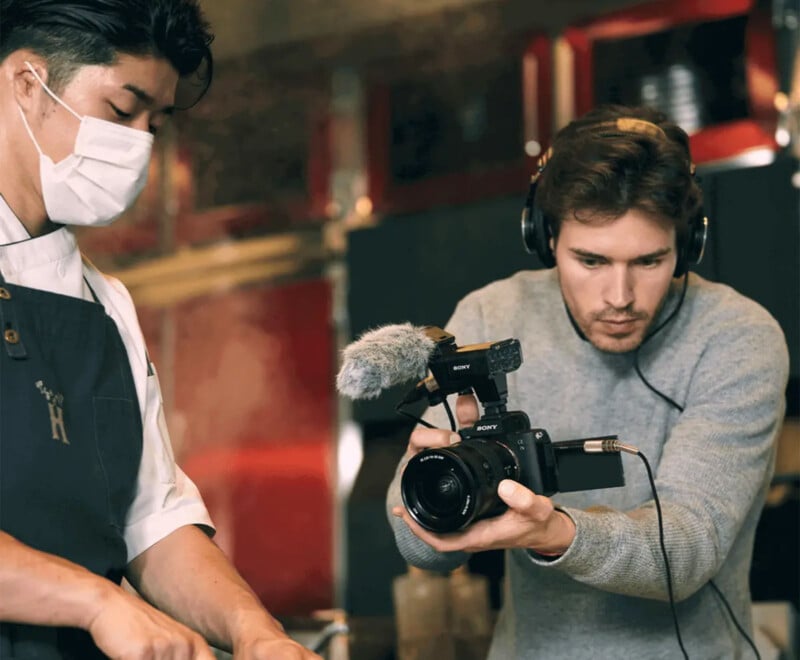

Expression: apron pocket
xmin=93 ymin=396 xmax=142 ymax=529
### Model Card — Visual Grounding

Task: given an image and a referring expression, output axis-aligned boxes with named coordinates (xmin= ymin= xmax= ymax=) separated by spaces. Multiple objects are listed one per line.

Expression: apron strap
xmin=80 ymin=253 xmax=151 ymax=375
xmin=82 ymin=276 xmax=101 ymax=304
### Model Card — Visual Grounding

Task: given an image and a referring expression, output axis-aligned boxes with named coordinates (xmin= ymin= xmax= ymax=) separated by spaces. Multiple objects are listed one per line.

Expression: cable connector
xmin=583 ymin=438 xmax=639 ymax=455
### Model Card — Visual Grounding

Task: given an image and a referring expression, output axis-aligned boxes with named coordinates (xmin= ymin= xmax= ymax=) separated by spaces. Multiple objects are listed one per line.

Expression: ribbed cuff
xmin=524 ymin=506 xmax=619 ymax=580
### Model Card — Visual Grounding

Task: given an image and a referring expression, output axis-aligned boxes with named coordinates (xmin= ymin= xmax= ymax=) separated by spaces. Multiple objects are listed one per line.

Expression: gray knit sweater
xmin=387 ymin=269 xmax=789 ymax=659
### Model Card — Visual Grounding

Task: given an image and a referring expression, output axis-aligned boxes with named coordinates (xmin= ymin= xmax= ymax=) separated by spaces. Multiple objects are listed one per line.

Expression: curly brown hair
xmin=535 ymin=104 xmax=704 ymax=249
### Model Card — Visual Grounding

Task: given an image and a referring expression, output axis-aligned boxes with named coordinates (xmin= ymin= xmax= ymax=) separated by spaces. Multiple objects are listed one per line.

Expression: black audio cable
xmin=583 ymin=440 xmax=761 ymax=659
xmin=629 ymin=275 xmax=761 ymax=659
xmin=585 ymin=439 xmax=688 ymax=658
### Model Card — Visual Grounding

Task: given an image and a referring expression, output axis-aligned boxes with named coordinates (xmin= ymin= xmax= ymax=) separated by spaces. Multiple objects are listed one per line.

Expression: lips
xmin=599 ymin=318 xmax=640 ymax=334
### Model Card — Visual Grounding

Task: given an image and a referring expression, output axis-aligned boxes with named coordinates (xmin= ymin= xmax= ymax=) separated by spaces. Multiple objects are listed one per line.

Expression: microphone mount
xmin=403 ymin=326 xmax=521 ymax=414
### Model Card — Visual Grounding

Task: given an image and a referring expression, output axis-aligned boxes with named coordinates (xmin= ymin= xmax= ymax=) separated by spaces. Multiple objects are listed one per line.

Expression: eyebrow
xmin=123 ymin=84 xmax=175 ymax=115
xmin=569 ymin=247 xmax=673 ymax=261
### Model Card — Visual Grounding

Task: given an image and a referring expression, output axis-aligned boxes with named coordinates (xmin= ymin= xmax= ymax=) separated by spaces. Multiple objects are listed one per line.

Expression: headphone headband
xmin=591 ymin=117 xmax=668 ymax=140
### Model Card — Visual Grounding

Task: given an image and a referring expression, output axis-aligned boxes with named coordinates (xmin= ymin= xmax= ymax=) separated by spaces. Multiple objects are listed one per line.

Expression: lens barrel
xmin=401 ymin=439 xmax=519 ymax=533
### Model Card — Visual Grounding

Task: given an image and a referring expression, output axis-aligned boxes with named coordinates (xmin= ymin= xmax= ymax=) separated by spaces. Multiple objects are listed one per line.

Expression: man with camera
xmin=386 ymin=105 xmax=789 ymax=658
xmin=0 ymin=1 xmax=320 ymax=658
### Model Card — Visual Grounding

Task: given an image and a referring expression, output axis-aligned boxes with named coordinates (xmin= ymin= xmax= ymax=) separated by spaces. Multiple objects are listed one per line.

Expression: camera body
xmin=459 ymin=411 xmax=559 ymax=496
xmin=400 ymin=327 xmax=624 ymax=533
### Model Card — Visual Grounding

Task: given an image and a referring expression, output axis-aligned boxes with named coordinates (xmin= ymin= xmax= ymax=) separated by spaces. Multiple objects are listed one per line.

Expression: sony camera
xmin=400 ymin=327 xmax=625 ymax=533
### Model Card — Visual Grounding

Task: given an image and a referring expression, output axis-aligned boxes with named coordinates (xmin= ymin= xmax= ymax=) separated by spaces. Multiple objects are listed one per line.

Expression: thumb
xmin=497 ymin=479 xmax=537 ymax=512
xmin=455 ymin=391 xmax=480 ymax=428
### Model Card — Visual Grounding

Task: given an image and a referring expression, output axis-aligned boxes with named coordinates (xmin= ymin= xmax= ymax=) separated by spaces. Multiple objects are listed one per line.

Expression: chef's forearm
xmin=0 ymin=530 xmax=112 ymax=629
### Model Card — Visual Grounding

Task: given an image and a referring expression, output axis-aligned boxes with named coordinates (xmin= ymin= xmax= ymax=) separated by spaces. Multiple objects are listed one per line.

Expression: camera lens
xmin=418 ymin=473 xmax=463 ymax=518
xmin=401 ymin=439 xmax=519 ymax=533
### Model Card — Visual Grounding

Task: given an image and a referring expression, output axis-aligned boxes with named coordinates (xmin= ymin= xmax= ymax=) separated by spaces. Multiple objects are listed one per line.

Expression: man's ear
xmin=549 ymin=236 xmax=556 ymax=264
xmin=7 ymin=51 xmax=49 ymax=112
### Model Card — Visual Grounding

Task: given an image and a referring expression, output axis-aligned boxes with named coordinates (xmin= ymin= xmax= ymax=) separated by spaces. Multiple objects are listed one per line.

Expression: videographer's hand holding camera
xmin=392 ymin=392 xmax=576 ymax=557
xmin=401 ymin=392 xmax=478 ymax=461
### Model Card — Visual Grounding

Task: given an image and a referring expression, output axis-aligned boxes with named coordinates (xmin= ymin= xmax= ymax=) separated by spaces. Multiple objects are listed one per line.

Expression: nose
xmin=603 ymin=265 xmax=634 ymax=310
xmin=129 ymin=114 xmax=152 ymax=133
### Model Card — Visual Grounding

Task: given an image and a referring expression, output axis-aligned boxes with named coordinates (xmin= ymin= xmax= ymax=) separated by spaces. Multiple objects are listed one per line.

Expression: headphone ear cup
xmin=531 ymin=205 xmax=556 ymax=268
xmin=674 ymin=213 xmax=708 ymax=277
xmin=674 ymin=237 xmax=688 ymax=278
xmin=521 ymin=181 xmax=556 ymax=268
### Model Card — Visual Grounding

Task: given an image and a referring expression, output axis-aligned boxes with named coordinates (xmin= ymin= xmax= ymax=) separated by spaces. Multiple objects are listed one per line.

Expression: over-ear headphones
xmin=520 ymin=118 xmax=708 ymax=277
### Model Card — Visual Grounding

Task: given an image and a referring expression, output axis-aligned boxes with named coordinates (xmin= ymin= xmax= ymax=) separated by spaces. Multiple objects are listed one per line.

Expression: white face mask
xmin=17 ymin=62 xmax=154 ymax=227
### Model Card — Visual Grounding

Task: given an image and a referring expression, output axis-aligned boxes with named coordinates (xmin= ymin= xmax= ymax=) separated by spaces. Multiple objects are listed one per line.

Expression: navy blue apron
xmin=0 ymin=269 xmax=143 ymax=659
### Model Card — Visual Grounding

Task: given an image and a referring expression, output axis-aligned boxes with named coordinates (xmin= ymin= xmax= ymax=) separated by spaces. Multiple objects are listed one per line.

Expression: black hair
xmin=0 ymin=0 xmax=214 ymax=107
xmin=535 ymin=104 xmax=703 ymax=247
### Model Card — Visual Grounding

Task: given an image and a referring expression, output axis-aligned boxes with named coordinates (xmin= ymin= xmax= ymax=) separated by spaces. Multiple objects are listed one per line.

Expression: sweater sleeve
xmin=385 ymin=294 xmax=488 ymax=571
xmin=527 ymin=312 xmax=789 ymax=602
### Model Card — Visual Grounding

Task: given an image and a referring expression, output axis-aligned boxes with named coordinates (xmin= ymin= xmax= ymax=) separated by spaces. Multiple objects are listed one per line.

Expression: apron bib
xmin=0 ymin=272 xmax=143 ymax=659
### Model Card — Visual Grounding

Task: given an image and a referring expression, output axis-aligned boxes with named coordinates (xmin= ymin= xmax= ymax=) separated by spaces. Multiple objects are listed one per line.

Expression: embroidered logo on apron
xmin=35 ymin=380 xmax=69 ymax=445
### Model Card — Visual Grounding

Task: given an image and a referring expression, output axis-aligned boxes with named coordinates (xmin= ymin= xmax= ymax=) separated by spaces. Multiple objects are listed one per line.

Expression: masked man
xmin=0 ymin=1 xmax=320 ymax=658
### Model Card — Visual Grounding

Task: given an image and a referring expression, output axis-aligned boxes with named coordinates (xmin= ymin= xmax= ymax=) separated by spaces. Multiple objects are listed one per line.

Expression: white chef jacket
xmin=0 ymin=197 xmax=215 ymax=561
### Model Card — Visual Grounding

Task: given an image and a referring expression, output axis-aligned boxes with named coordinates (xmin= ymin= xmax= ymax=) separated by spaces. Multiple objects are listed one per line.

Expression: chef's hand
xmin=228 ymin=611 xmax=322 ymax=660
xmin=232 ymin=637 xmax=321 ymax=660
xmin=87 ymin=584 xmax=215 ymax=660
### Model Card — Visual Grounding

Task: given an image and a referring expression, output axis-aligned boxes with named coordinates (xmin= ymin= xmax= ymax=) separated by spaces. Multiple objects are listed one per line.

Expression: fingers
xmin=407 ymin=426 xmax=459 ymax=455
xmin=391 ymin=507 xmax=464 ymax=553
xmin=89 ymin=588 xmax=213 ymax=660
xmin=113 ymin=631 xmax=209 ymax=660
xmin=234 ymin=637 xmax=321 ymax=659
xmin=391 ymin=506 xmax=500 ymax=554
xmin=455 ymin=392 xmax=480 ymax=428
xmin=404 ymin=392 xmax=478 ymax=458
xmin=393 ymin=480 xmax=566 ymax=555
xmin=194 ymin=638 xmax=217 ymax=660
